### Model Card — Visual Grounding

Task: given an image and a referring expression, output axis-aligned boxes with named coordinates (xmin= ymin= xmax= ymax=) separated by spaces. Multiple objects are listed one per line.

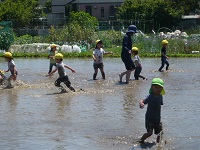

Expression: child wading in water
xmin=0 ymin=70 xmax=7 ymax=85
xmin=132 ymin=47 xmax=147 ymax=80
xmin=158 ymin=40 xmax=169 ymax=72
xmin=92 ymin=40 xmax=113 ymax=80
xmin=48 ymin=44 xmax=58 ymax=74
xmin=46 ymin=53 xmax=76 ymax=93
xmin=3 ymin=52 xmax=18 ymax=88
xmin=139 ymin=78 xmax=165 ymax=143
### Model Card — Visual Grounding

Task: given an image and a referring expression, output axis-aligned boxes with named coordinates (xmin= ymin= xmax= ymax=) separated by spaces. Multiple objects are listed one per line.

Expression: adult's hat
xmin=127 ymin=25 xmax=138 ymax=33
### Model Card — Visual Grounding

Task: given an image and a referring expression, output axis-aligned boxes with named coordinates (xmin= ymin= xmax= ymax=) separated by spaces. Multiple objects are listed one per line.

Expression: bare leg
xmin=6 ymin=75 xmax=14 ymax=88
xmin=156 ymin=130 xmax=163 ymax=143
xmin=138 ymin=75 xmax=147 ymax=80
xmin=0 ymin=76 xmax=3 ymax=84
xmin=119 ymin=71 xmax=128 ymax=82
xmin=140 ymin=131 xmax=153 ymax=143
xmin=126 ymin=70 xmax=132 ymax=84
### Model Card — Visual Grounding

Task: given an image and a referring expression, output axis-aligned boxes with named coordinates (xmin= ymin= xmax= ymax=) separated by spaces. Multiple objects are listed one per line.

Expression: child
xmin=4 ymin=52 xmax=18 ymax=88
xmin=46 ymin=53 xmax=76 ymax=93
xmin=132 ymin=47 xmax=147 ymax=80
xmin=48 ymin=44 xmax=58 ymax=74
xmin=0 ymin=70 xmax=7 ymax=85
xmin=139 ymin=78 xmax=165 ymax=143
xmin=158 ymin=40 xmax=169 ymax=72
xmin=92 ymin=40 xmax=113 ymax=80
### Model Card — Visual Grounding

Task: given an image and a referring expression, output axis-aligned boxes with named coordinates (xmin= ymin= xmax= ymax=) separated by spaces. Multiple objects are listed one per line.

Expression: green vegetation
xmin=0 ymin=0 xmax=41 ymax=28
xmin=1 ymin=46 xmax=200 ymax=58
xmin=0 ymin=26 xmax=14 ymax=50
xmin=117 ymin=0 xmax=200 ymax=30
xmin=0 ymin=0 xmax=199 ymax=57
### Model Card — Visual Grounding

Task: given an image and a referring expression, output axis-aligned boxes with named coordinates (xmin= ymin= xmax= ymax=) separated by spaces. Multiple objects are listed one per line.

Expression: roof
xmin=72 ymin=0 xmax=124 ymax=4
xmin=52 ymin=0 xmax=124 ymax=5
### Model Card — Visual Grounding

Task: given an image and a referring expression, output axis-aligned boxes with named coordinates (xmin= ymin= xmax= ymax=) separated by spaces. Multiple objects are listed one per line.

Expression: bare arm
xmin=48 ymin=55 xmax=55 ymax=59
xmin=104 ymin=51 xmax=113 ymax=55
xmin=139 ymin=99 xmax=145 ymax=109
xmin=64 ymin=65 xmax=76 ymax=73
xmin=5 ymin=69 xmax=9 ymax=72
xmin=92 ymin=54 xmax=97 ymax=61
xmin=46 ymin=68 xmax=58 ymax=76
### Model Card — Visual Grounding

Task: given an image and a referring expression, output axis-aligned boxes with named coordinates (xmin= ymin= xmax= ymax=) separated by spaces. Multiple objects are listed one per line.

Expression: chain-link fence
xmin=0 ymin=21 xmax=14 ymax=50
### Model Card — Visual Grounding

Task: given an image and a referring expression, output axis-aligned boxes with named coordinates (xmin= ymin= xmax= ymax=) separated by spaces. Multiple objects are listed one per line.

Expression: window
xmin=86 ymin=6 xmax=92 ymax=16
xmin=101 ymin=7 xmax=104 ymax=17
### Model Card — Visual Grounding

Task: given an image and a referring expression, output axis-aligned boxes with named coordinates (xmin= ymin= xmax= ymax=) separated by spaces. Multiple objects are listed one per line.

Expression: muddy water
xmin=0 ymin=58 xmax=200 ymax=150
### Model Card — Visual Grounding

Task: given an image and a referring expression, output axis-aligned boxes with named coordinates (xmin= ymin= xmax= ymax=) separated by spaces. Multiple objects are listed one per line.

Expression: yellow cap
xmin=0 ymin=70 xmax=4 ymax=74
xmin=55 ymin=53 xmax=63 ymax=59
xmin=96 ymin=40 xmax=102 ymax=45
xmin=132 ymin=47 xmax=139 ymax=51
xmin=51 ymin=44 xmax=57 ymax=48
xmin=162 ymin=40 xmax=169 ymax=45
xmin=4 ymin=52 xmax=12 ymax=58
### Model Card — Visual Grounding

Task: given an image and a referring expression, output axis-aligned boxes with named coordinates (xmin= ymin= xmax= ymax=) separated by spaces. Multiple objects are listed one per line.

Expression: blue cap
xmin=127 ymin=25 xmax=138 ymax=33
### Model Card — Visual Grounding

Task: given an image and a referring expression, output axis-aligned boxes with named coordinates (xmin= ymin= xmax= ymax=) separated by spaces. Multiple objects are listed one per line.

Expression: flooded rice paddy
xmin=0 ymin=57 xmax=200 ymax=150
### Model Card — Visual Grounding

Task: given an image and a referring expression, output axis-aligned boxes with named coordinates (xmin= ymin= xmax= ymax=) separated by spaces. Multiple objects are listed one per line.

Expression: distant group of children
xmin=0 ymin=25 xmax=169 ymax=144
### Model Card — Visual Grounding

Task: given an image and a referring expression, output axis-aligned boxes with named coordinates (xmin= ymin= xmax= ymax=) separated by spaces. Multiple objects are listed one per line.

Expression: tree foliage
xmin=0 ymin=0 xmax=41 ymax=28
xmin=117 ymin=0 xmax=199 ymax=30
xmin=44 ymin=0 xmax=52 ymax=13
xmin=69 ymin=11 xmax=98 ymax=30
xmin=172 ymin=0 xmax=200 ymax=14
xmin=0 ymin=26 xmax=14 ymax=50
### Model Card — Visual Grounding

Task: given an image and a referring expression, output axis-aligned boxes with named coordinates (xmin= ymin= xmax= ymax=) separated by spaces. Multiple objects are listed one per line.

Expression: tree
xmin=0 ymin=26 xmax=14 ymax=50
xmin=171 ymin=0 xmax=200 ymax=14
xmin=0 ymin=0 xmax=41 ymax=28
xmin=44 ymin=0 xmax=52 ymax=13
xmin=117 ymin=0 xmax=197 ymax=30
xmin=69 ymin=11 xmax=98 ymax=30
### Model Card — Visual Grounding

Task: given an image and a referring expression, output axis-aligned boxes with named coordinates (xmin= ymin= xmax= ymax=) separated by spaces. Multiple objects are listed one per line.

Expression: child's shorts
xmin=93 ymin=63 xmax=104 ymax=69
xmin=145 ymin=121 xmax=163 ymax=135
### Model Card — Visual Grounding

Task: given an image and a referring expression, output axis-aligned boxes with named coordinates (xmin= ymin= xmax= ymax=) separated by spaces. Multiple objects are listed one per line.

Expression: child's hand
xmin=71 ymin=69 xmax=76 ymax=73
xmin=139 ymin=102 xmax=145 ymax=109
xmin=45 ymin=74 xmax=50 ymax=77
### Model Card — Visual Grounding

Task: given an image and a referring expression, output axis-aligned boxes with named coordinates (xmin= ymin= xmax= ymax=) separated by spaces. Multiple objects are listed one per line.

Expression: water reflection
xmin=0 ymin=58 xmax=200 ymax=149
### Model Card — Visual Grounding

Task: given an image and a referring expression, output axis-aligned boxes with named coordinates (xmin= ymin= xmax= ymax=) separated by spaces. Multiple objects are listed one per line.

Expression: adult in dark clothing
xmin=119 ymin=25 xmax=138 ymax=84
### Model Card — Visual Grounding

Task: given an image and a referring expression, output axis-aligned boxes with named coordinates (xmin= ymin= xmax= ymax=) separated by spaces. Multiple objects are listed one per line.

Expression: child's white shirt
xmin=93 ymin=48 xmax=105 ymax=64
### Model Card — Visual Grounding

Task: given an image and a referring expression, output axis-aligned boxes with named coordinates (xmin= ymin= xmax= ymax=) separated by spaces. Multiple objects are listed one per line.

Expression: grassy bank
xmin=0 ymin=46 xmax=200 ymax=58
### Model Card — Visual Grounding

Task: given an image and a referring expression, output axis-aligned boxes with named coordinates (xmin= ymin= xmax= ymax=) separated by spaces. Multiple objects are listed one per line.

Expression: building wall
xmin=51 ymin=0 xmax=122 ymax=20
xmin=52 ymin=0 xmax=72 ymax=13
xmin=52 ymin=6 xmax=65 ymax=14
xmin=78 ymin=3 xmax=120 ymax=21
xmin=39 ymin=0 xmax=46 ymax=6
